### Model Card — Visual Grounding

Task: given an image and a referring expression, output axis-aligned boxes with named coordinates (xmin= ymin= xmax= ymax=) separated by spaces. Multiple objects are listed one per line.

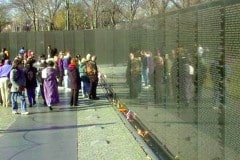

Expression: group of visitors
xmin=0 ymin=46 xmax=99 ymax=115
xmin=126 ymin=50 xmax=165 ymax=103
xmin=126 ymin=46 xmax=208 ymax=106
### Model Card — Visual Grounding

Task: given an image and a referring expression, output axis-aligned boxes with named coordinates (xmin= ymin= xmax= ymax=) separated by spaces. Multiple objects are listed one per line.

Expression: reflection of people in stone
xmin=170 ymin=48 xmax=183 ymax=103
xmin=126 ymin=53 xmax=142 ymax=98
xmin=147 ymin=51 xmax=155 ymax=88
xmin=47 ymin=45 xmax=52 ymax=59
xmin=140 ymin=51 xmax=149 ymax=87
xmin=217 ymin=53 xmax=225 ymax=107
xmin=153 ymin=56 xmax=164 ymax=104
xmin=210 ymin=59 xmax=219 ymax=104
xmin=165 ymin=52 xmax=174 ymax=97
xmin=179 ymin=56 xmax=194 ymax=106
xmin=194 ymin=45 xmax=207 ymax=103
xmin=210 ymin=53 xmax=225 ymax=108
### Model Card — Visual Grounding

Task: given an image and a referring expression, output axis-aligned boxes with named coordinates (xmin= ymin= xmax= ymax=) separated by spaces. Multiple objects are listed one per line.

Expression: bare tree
xmin=0 ymin=5 xmax=10 ymax=32
xmin=40 ymin=0 xmax=64 ymax=30
xmin=10 ymin=0 xmax=40 ymax=31
xmin=82 ymin=0 xmax=100 ymax=29
xmin=129 ymin=0 xmax=141 ymax=23
xmin=6 ymin=0 xmax=216 ymax=31
xmin=99 ymin=0 xmax=124 ymax=28
xmin=169 ymin=0 xmax=207 ymax=9
xmin=69 ymin=1 xmax=85 ymax=30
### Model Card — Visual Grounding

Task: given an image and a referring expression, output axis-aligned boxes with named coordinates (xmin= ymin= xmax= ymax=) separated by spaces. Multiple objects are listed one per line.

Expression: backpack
xmin=86 ymin=61 xmax=96 ymax=76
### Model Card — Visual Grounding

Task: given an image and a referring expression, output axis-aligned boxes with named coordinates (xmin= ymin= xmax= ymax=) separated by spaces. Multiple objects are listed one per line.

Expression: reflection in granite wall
xmin=225 ymin=3 xmax=240 ymax=160
xmin=0 ymin=1 xmax=240 ymax=159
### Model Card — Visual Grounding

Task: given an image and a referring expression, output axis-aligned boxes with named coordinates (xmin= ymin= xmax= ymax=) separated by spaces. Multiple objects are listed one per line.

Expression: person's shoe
xmin=21 ymin=112 xmax=29 ymax=115
xmin=33 ymin=101 xmax=36 ymax=105
xmin=29 ymin=104 xmax=32 ymax=108
xmin=49 ymin=106 xmax=53 ymax=111
xmin=92 ymin=97 xmax=99 ymax=100
xmin=12 ymin=110 xmax=18 ymax=114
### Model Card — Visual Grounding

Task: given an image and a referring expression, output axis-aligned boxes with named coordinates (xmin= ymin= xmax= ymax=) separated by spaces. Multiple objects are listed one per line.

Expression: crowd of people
xmin=0 ymin=46 xmax=99 ymax=115
xmin=126 ymin=46 xmax=209 ymax=106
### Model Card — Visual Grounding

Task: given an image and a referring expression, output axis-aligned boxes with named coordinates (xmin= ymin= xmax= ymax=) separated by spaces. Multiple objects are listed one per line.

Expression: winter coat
xmin=10 ymin=68 xmax=26 ymax=92
xmin=68 ymin=63 xmax=81 ymax=89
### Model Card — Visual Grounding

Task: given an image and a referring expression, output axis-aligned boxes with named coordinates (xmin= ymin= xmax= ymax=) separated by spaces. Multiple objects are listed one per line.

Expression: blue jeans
xmin=81 ymin=81 xmax=90 ymax=96
xmin=80 ymin=75 xmax=90 ymax=96
xmin=11 ymin=92 xmax=27 ymax=112
xmin=142 ymin=67 xmax=149 ymax=86
xmin=64 ymin=69 xmax=69 ymax=88
xmin=26 ymin=87 xmax=36 ymax=105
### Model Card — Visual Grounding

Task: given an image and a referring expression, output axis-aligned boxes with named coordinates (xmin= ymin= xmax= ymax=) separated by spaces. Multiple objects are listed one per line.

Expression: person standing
xmin=0 ymin=48 xmax=8 ymax=64
xmin=193 ymin=46 xmax=207 ymax=103
xmin=164 ymin=53 xmax=174 ymax=97
xmin=86 ymin=55 xmax=99 ymax=100
xmin=47 ymin=45 xmax=52 ymax=59
xmin=79 ymin=58 xmax=90 ymax=98
xmin=24 ymin=59 xmax=38 ymax=107
xmin=141 ymin=51 xmax=149 ymax=87
xmin=19 ymin=47 xmax=25 ymax=55
xmin=63 ymin=51 xmax=71 ymax=89
xmin=36 ymin=55 xmax=47 ymax=106
xmin=57 ymin=52 xmax=64 ymax=86
xmin=153 ymin=56 xmax=164 ymax=104
xmin=0 ymin=60 xmax=12 ymax=107
xmin=210 ymin=53 xmax=225 ymax=109
xmin=180 ymin=57 xmax=194 ymax=106
xmin=68 ymin=58 xmax=81 ymax=106
xmin=126 ymin=53 xmax=142 ymax=99
xmin=53 ymin=55 xmax=60 ymax=85
xmin=42 ymin=61 xmax=59 ymax=110
xmin=10 ymin=59 xmax=29 ymax=115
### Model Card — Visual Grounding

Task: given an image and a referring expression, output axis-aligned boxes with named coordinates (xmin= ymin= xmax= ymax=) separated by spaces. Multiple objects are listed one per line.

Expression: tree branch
xmin=169 ymin=0 xmax=182 ymax=9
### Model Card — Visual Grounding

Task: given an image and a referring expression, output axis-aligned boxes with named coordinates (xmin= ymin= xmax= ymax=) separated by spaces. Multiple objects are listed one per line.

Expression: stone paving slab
xmin=77 ymin=102 xmax=150 ymax=160
xmin=0 ymin=107 xmax=16 ymax=138
xmin=0 ymin=86 xmax=153 ymax=160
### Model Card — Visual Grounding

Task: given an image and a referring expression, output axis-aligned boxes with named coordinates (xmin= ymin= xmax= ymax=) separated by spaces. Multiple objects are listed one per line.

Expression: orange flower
xmin=119 ymin=107 xmax=127 ymax=113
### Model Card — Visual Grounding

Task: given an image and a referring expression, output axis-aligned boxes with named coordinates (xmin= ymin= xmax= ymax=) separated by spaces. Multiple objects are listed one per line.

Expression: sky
xmin=0 ymin=0 xmax=8 ymax=4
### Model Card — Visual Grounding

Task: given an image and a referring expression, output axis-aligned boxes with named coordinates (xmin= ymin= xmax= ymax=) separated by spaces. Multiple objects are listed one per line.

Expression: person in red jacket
xmin=68 ymin=57 xmax=81 ymax=106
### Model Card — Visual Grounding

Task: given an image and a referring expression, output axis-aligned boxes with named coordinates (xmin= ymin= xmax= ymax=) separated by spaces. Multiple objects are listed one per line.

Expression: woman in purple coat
xmin=42 ymin=60 xmax=59 ymax=110
xmin=68 ymin=57 xmax=81 ymax=106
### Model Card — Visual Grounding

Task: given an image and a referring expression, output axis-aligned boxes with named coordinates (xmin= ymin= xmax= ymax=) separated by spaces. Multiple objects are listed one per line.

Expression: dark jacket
xmin=10 ymin=69 xmax=26 ymax=92
xmin=24 ymin=65 xmax=38 ymax=88
xmin=68 ymin=63 xmax=81 ymax=89
xmin=57 ymin=58 xmax=64 ymax=77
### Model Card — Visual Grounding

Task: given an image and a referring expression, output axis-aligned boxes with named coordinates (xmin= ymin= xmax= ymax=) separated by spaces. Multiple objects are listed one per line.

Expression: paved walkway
xmin=0 ymin=87 xmax=155 ymax=160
